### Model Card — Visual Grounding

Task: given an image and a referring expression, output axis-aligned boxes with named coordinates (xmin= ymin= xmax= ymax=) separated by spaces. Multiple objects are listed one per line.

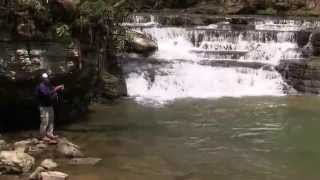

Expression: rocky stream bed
xmin=0 ymin=133 xmax=101 ymax=180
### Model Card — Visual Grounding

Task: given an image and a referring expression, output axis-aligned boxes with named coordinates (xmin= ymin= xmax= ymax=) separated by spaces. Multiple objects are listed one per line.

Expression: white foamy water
xmin=122 ymin=15 xmax=318 ymax=103
xmin=127 ymin=64 xmax=285 ymax=102
xmin=255 ymin=19 xmax=320 ymax=31
xmin=138 ymin=27 xmax=301 ymax=65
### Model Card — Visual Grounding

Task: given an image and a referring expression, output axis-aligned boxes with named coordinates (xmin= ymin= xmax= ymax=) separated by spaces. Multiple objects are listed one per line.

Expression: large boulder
xmin=0 ymin=151 xmax=35 ymax=174
xmin=127 ymin=31 xmax=158 ymax=55
xmin=97 ymin=72 xmax=127 ymax=100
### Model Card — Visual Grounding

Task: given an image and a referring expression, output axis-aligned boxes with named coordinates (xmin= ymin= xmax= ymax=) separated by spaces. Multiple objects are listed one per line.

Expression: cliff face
xmin=223 ymin=0 xmax=320 ymax=15
xmin=0 ymin=0 xmax=127 ymax=130
xmin=0 ymin=40 xmax=99 ymax=130
xmin=130 ymin=0 xmax=320 ymax=16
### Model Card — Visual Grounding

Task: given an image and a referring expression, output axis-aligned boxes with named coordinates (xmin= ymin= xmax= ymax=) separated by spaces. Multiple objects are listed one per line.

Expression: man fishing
xmin=36 ymin=73 xmax=64 ymax=144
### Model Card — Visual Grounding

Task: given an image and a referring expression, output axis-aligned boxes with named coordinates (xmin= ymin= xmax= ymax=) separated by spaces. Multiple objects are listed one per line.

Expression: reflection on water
xmin=59 ymin=96 xmax=320 ymax=180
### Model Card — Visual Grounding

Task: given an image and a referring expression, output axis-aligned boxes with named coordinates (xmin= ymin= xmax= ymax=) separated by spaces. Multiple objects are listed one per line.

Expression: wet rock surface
xmin=278 ymin=57 xmax=320 ymax=94
xmin=57 ymin=138 xmax=83 ymax=158
xmin=0 ymin=150 xmax=35 ymax=174
xmin=0 ymin=136 xmax=100 ymax=179
xmin=278 ymin=30 xmax=320 ymax=94
xmin=126 ymin=30 xmax=158 ymax=55
xmin=97 ymin=72 xmax=128 ymax=100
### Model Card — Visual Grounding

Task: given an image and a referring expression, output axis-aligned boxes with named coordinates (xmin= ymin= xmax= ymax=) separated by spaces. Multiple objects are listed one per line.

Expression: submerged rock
xmin=0 ymin=151 xmax=35 ymax=174
xmin=68 ymin=157 xmax=102 ymax=165
xmin=57 ymin=138 xmax=83 ymax=158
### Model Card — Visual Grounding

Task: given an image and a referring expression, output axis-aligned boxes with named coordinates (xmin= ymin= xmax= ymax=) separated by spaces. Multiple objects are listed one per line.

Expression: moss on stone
xmin=257 ymin=8 xmax=277 ymax=15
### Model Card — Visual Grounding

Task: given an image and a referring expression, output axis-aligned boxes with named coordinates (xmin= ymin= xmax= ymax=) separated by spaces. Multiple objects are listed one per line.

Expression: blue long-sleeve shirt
xmin=37 ymin=81 xmax=57 ymax=107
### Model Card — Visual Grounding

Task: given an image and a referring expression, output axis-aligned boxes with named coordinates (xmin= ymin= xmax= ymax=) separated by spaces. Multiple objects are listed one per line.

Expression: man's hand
xmin=54 ymin=85 xmax=64 ymax=91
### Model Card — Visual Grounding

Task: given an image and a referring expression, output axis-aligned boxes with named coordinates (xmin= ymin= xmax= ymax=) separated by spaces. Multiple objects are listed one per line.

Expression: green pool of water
xmin=54 ymin=96 xmax=320 ymax=179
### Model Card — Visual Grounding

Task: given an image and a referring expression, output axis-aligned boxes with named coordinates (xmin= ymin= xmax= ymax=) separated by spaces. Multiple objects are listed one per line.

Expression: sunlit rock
xmin=127 ymin=31 xmax=158 ymax=55
xmin=40 ymin=171 xmax=68 ymax=180
xmin=0 ymin=151 xmax=35 ymax=174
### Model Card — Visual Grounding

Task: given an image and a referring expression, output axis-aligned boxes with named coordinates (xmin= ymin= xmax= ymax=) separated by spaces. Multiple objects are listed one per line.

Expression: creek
xmin=5 ymin=14 xmax=320 ymax=180
xmin=59 ymin=96 xmax=320 ymax=180
xmin=55 ymin=15 xmax=320 ymax=180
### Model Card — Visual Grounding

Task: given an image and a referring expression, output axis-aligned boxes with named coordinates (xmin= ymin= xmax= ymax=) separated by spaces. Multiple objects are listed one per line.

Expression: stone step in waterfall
xmin=122 ymin=14 xmax=320 ymax=103
xmin=136 ymin=27 xmax=302 ymax=64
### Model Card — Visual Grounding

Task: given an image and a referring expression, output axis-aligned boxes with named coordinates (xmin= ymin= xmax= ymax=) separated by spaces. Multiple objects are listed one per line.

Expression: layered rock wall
xmin=130 ymin=0 xmax=320 ymax=15
xmin=278 ymin=57 xmax=320 ymax=94
xmin=278 ymin=31 xmax=320 ymax=94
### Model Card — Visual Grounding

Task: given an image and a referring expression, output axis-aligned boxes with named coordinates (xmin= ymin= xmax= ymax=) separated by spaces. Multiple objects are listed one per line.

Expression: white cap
xmin=42 ymin=73 xmax=49 ymax=79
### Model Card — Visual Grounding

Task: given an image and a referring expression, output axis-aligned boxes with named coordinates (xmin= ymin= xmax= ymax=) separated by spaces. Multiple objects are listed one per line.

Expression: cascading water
xmin=122 ymin=15 xmax=319 ymax=103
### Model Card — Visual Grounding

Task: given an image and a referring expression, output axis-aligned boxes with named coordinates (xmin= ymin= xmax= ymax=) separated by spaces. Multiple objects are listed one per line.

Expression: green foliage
xmin=1 ymin=0 xmax=128 ymax=65
xmin=56 ymin=24 xmax=70 ymax=37
xmin=55 ymin=24 xmax=72 ymax=43
xmin=79 ymin=0 xmax=109 ymax=18
xmin=73 ymin=0 xmax=128 ymax=53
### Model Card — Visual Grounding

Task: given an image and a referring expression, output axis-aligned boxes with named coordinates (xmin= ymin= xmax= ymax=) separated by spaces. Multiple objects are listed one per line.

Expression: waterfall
xmin=122 ymin=15 xmax=320 ymax=103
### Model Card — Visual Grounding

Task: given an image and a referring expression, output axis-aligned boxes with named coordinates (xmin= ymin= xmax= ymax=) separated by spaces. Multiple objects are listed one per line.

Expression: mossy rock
xmin=98 ymin=72 xmax=127 ymax=99
xmin=257 ymin=8 xmax=277 ymax=15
